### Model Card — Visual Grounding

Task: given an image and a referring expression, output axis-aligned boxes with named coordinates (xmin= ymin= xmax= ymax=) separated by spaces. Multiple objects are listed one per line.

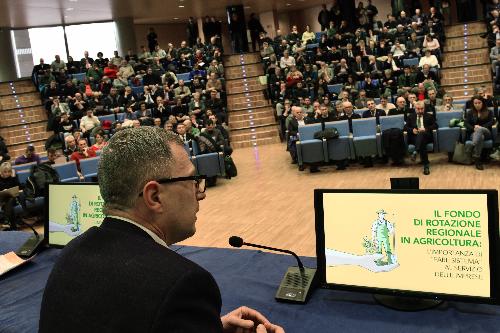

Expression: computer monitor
xmin=315 ymin=189 xmax=500 ymax=305
xmin=45 ymin=183 xmax=104 ymax=248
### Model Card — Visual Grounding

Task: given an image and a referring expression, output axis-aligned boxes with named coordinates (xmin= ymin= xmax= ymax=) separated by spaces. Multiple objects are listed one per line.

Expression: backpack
xmin=224 ymin=155 xmax=237 ymax=178
xmin=381 ymin=128 xmax=406 ymax=162
xmin=24 ymin=164 xmax=60 ymax=200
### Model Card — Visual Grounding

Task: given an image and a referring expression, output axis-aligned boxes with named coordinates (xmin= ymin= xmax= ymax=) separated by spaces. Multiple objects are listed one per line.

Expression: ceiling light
xmin=244 ymin=6 xmax=251 ymax=9
xmin=173 ymin=17 xmax=179 ymax=20
xmin=69 ymin=0 xmax=78 ymax=2
xmin=179 ymin=5 xmax=184 ymax=7
xmin=286 ymin=3 xmax=291 ymax=6
xmin=66 ymin=7 xmax=74 ymax=11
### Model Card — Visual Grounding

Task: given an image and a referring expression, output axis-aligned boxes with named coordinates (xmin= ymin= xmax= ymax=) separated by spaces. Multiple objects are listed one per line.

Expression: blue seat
xmin=435 ymin=111 xmax=463 ymax=153
xmin=351 ymin=118 xmax=378 ymax=158
xmin=324 ymin=120 xmax=353 ymax=161
xmin=177 ymin=73 xmax=191 ymax=82
xmin=79 ymin=157 xmax=100 ymax=182
xmin=191 ymin=141 xmax=225 ymax=178
xmin=306 ymin=43 xmax=319 ymax=50
xmin=297 ymin=123 xmax=327 ymax=167
xmin=315 ymin=32 xmax=323 ymax=41
xmin=353 ymin=109 xmax=366 ymax=117
xmin=39 ymin=155 xmax=48 ymax=163
xmin=54 ymin=161 xmax=80 ymax=183
xmin=16 ymin=170 xmax=31 ymax=186
xmin=12 ymin=162 xmax=36 ymax=173
xmin=403 ymin=58 xmax=419 ymax=67
xmin=327 ymin=84 xmax=343 ymax=95
xmin=377 ymin=114 xmax=406 ymax=157
xmin=132 ymin=85 xmax=144 ymax=96
xmin=98 ymin=114 xmax=117 ymax=124
xmin=373 ymin=97 xmax=381 ymax=104
xmin=116 ymin=113 xmax=125 ymax=122
xmin=72 ymin=73 xmax=86 ymax=82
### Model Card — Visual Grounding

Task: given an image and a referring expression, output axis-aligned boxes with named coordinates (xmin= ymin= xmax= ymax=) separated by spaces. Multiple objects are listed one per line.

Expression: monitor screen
xmin=45 ymin=183 xmax=104 ymax=247
xmin=315 ymin=189 xmax=499 ymax=303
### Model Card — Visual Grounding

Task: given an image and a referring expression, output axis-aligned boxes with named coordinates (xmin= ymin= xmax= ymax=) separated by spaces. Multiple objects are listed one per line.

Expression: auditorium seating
xmin=296 ymin=123 xmax=327 ymax=168
xmin=435 ymin=111 xmax=463 ymax=153
xmin=351 ymin=118 xmax=378 ymax=158
xmin=79 ymin=157 xmax=100 ymax=181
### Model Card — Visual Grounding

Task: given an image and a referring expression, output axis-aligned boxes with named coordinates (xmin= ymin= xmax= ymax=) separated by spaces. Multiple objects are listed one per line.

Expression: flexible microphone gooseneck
xmin=229 ymin=236 xmax=304 ymax=270
xmin=228 ymin=235 xmax=316 ymax=304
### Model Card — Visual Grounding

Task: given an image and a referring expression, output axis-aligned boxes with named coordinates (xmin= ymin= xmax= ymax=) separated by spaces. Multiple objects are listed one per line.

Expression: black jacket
xmin=39 ymin=217 xmax=223 ymax=333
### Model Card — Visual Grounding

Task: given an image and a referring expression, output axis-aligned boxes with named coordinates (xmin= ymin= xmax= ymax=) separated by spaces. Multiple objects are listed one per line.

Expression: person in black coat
xmin=39 ymin=127 xmax=284 ymax=333
xmin=186 ymin=17 xmax=199 ymax=47
xmin=406 ymin=101 xmax=437 ymax=175
xmin=464 ymin=96 xmax=495 ymax=170
xmin=338 ymin=101 xmax=361 ymax=132
xmin=248 ymin=13 xmax=266 ymax=52
xmin=363 ymin=99 xmax=386 ymax=124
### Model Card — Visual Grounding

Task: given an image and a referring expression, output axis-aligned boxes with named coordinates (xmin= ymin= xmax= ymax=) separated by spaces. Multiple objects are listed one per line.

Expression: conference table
xmin=1 ymin=231 xmax=499 ymax=333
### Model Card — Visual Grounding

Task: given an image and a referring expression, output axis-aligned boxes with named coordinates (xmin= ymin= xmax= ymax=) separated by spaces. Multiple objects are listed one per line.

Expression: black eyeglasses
xmin=138 ymin=175 xmax=207 ymax=196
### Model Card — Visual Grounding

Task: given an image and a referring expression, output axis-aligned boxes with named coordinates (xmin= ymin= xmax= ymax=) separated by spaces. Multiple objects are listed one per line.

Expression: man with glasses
xmin=40 ymin=127 xmax=284 ymax=333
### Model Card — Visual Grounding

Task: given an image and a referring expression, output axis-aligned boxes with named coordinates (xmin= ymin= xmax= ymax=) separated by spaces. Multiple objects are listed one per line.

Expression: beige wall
xmin=259 ymin=11 xmax=276 ymax=38
xmin=134 ymin=23 xmax=188 ymax=50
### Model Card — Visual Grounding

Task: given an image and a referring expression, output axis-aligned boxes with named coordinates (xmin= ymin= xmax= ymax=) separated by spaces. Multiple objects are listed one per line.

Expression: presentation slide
xmin=323 ymin=193 xmax=490 ymax=298
xmin=48 ymin=184 xmax=104 ymax=246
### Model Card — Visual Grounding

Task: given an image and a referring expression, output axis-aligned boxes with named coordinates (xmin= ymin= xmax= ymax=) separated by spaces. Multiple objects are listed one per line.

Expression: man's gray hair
xmin=98 ymin=127 xmax=183 ymax=214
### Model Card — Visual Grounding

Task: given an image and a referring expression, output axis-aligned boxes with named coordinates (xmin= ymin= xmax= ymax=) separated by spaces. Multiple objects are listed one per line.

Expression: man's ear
xmin=141 ymin=181 xmax=165 ymax=214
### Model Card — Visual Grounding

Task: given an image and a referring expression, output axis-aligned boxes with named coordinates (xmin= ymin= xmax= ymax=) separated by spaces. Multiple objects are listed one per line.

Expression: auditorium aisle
xmin=182 ymin=143 xmax=500 ymax=256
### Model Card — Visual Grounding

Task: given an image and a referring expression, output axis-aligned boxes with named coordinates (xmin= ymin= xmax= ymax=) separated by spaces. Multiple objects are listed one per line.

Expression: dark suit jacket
xmin=362 ymin=108 xmax=386 ymax=124
xmin=405 ymin=112 xmax=437 ymax=143
xmin=39 ymin=218 xmax=223 ymax=333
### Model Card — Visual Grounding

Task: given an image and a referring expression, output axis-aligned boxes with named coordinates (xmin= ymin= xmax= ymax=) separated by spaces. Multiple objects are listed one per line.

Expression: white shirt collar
xmin=107 ymin=215 xmax=169 ymax=248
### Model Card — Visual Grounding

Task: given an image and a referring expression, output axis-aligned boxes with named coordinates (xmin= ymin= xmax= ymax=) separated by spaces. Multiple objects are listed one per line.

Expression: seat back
xmin=16 ymin=170 xmax=31 ymax=186
xmin=354 ymin=109 xmax=365 ymax=117
xmin=12 ymin=162 xmax=37 ymax=173
xmin=351 ymin=118 xmax=377 ymax=137
xmin=402 ymin=58 xmax=419 ymax=67
xmin=435 ymin=111 xmax=463 ymax=128
xmin=131 ymin=85 xmax=144 ymax=96
xmin=327 ymin=84 xmax=343 ymax=95
xmin=379 ymin=114 xmax=405 ymax=131
xmin=79 ymin=157 xmax=100 ymax=180
xmin=54 ymin=161 xmax=80 ymax=182
xmin=177 ymin=73 xmax=191 ymax=82
xmin=98 ymin=114 xmax=116 ymax=124
xmin=324 ymin=120 xmax=350 ymax=137
xmin=298 ymin=123 xmax=322 ymax=141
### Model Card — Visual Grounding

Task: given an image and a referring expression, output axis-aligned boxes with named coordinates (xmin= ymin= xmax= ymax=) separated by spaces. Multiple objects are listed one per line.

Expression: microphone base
xmin=275 ymin=266 xmax=316 ymax=304
xmin=15 ymin=235 xmax=45 ymax=258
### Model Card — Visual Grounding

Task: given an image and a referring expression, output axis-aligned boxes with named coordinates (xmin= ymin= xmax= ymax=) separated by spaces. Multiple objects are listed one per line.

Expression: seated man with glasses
xmin=39 ymin=127 xmax=284 ymax=333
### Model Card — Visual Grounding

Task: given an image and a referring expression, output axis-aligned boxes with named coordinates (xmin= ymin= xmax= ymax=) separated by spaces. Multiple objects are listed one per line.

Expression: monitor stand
xmin=373 ymin=294 xmax=444 ymax=311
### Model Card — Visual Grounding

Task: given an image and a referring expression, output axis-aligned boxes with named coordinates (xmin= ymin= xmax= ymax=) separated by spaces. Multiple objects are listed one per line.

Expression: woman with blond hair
xmin=0 ymin=162 xmax=21 ymax=230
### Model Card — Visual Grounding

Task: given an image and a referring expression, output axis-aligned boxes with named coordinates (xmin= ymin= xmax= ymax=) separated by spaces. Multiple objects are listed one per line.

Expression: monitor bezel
xmin=314 ymin=189 xmax=500 ymax=305
xmin=44 ymin=182 xmax=101 ymax=249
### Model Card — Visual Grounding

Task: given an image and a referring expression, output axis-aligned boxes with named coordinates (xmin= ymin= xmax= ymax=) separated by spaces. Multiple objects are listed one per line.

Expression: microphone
xmin=229 ymin=236 xmax=304 ymax=270
xmin=229 ymin=235 xmax=316 ymax=304
xmin=15 ymin=220 xmax=45 ymax=258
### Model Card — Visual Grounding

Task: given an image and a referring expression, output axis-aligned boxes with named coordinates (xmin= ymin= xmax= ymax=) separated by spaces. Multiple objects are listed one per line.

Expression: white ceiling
xmin=0 ymin=0 xmax=327 ymax=28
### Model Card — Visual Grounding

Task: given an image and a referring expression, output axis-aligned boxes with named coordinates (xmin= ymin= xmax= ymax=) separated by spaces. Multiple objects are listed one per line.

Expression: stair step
xmin=0 ymin=123 xmax=48 ymax=138
xmin=444 ymin=38 xmax=488 ymax=52
xmin=0 ymin=86 xmax=38 ymax=96
xmin=229 ymin=107 xmax=275 ymax=121
xmin=229 ymin=115 xmax=276 ymax=129
xmin=230 ymin=99 xmax=270 ymax=110
xmin=225 ymin=70 xmax=264 ymax=80
xmin=227 ymin=92 xmax=267 ymax=107
xmin=1 ymin=93 xmax=42 ymax=110
xmin=0 ymin=106 xmax=47 ymax=122
xmin=231 ymin=136 xmax=281 ymax=149
xmin=223 ymin=53 xmax=261 ymax=67
xmin=444 ymin=22 xmax=486 ymax=37
xmin=230 ymin=127 xmax=279 ymax=142
xmin=7 ymin=140 xmax=47 ymax=159
xmin=4 ymin=131 xmax=51 ymax=146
